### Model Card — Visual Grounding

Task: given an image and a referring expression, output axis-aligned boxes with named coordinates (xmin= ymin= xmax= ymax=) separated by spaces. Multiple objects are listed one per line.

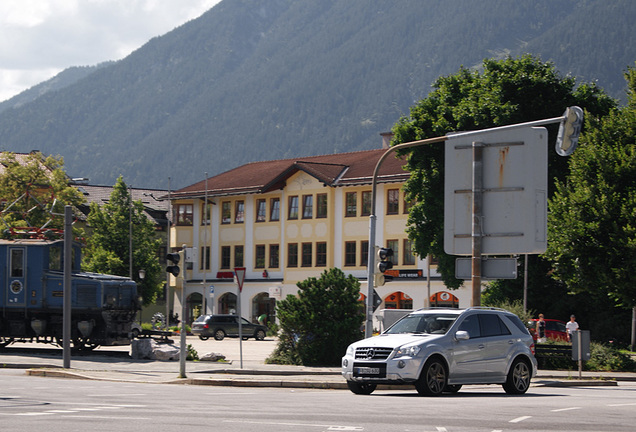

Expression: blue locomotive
xmin=0 ymin=238 xmax=140 ymax=350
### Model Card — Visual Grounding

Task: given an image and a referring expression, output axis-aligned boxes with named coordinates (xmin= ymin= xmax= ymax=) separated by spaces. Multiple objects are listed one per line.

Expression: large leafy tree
xmin=268 ymin=268 xmax=364 ymax=366
xmin=83 ymin=176 xmax=163 ymax=306
xmin=393 ymin=55 xmax=615 ymax=291
xmin=0 ymin=152 xmax=84 ymax=236
xmin=546 ymin=65 xmax=636 ymax=313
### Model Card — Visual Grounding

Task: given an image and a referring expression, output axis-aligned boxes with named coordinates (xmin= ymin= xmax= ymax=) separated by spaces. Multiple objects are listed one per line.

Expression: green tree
xmin=545 ymin=65 xmax=636 ymax=312
xmin=268 ymin=268 xmax=364 ymax=366
xmin=83 ymin=176 xmax=163 ymax=306
xmin=0 ymin=152 xmax=85 ymax=236
xmin=393 ymin=55 xmax=615 ymax=290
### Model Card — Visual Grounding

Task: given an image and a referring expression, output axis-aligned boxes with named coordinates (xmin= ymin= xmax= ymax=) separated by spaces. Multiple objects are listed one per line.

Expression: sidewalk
xmin=2 ymin=336 xmax=634 ymax=389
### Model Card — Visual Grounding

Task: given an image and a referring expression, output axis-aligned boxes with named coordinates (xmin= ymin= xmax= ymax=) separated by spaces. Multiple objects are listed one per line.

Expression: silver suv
xmin=342 ymin=307 xmax=537 ymax=396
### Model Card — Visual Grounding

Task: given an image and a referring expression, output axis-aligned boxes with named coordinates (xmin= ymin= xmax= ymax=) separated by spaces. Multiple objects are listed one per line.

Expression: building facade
xmin=168 ymin=147 xmax=472 ymax=331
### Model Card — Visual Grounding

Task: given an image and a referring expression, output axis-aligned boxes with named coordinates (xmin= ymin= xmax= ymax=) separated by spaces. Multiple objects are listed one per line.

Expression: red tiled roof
xmin=171 ymin=149 xmax=409 ymax=199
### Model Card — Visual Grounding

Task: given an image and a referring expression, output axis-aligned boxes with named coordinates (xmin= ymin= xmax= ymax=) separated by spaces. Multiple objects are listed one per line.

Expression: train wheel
xmin=73 ymin=338 xmax=99 ymax=351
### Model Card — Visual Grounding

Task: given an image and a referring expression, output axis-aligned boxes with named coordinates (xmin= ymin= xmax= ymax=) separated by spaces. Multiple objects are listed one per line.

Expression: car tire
xmin=415 ymin=357 xmax=447 ymax=396
xmin=213 ymin=329 xmax=226 ymax=341
xmin=347 ymin=381 xmax=377 ymax=395
xmin=503 ymin=358 xmax=531 ymax=395
xmin=443 ymin=384 xmax=462 ymax=394
xmin=198 ymin=335 xmax=209 ymax=341
xmin=254 ymin=330 xmax=266 ymax=341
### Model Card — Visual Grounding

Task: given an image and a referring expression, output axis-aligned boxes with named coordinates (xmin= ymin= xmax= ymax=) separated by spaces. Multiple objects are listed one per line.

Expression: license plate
xmin=355 ymin=366 xmax=380 ymax=375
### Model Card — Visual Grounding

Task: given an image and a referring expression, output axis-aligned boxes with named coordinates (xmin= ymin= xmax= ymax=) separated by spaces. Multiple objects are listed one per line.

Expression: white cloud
xmin=0 ymin=0 xmax=221 ymax=102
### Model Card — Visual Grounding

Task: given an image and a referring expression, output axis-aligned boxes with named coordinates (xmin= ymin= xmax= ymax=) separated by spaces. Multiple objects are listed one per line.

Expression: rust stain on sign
xmin=498 ymin=146 xmax=510 ymax=187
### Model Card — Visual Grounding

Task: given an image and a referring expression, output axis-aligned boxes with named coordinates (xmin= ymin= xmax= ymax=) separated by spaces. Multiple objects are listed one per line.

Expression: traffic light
xmin=556 ymin=106 xmax=584 ymax=156
xmin=166 ymin=251 xmax=181 ymax=277
xmin=374 ymin=246 xmax=394 ymax=286
xmin=377 ymin=247 xmax=394 ymax=273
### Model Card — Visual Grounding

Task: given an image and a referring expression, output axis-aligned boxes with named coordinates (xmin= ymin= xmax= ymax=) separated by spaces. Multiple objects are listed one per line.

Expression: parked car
xmin=342 ymin=307 xmax=537 ymax=396
xmin=528 ymin=318 xmax=568 ymax=342
xmin=191 ymin=314 xmax=267 ymax=341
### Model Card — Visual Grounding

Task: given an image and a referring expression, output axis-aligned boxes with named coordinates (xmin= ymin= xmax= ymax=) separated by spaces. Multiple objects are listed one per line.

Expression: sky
xmin=0 ymin=0 xmax=222 ymax=102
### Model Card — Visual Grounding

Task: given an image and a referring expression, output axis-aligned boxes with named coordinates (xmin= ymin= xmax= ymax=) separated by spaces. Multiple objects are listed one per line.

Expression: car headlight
xmin=345 ymin=345 xmax=354 ymax=357
xmin=394 ymin=344 xmax=421 ymax=358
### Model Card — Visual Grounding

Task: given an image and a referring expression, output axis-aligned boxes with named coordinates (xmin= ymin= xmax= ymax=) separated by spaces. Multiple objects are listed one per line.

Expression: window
xmin=361 ymin=191 xmax=372 ymax=216
xmin=235 ymin=201 xmax=244 ymax=223
xmin=344 ymin=241 xmax=357 ymax=266
xmin=201 ymin=202 xmax=212 ymax=225
xmin=175 ymin=204 xmax=193 ymax=225
xmin=269 ymin=244 xmax=279 ymax=268
xmin=301 ymin=243 xmax=312 ymax=267
xmin=221 ymin=246 xmax=231 ymax=269
xmin=302 ymin=194 xmax=313 ymax=219
xmin=255 ymin=245 xmax=265 ymax=268
xmin=316 ymin=242 xmax=327 ymax=267
xmin=221 ymin=201 xmax=231 ymax=224
xmin=10 ymin=249 xmax=24 ymax=277
xmin=256 ymin=199 xmax=266 ymax=222
xmin=404 ymin=196 xmax=414 ymax=214
xmin=288 ymin=196 xmax=299 ymax=220
xmin=234 ymin=245 xmax=244 ymax=267
xmin=345 ymin=192 xmax=357 ymax=217
xmin=387 ymin=189 xmax=400 ymax=215
xmin=316 ymin=193 xmax=328 ymax=218
xmin=403 ymin=239 xmax=416 ymax=265
xmin=49 ymin=247 xmax=61 ymax=271
xmin=360 ymin=240 xmax=369 ymax=267
xmin=387 ymin=239 xmax=399 ymax=266
xmin=288 ymin=243 xmax=298 ymax=267
xmin=200 ymin=246 xmax=210 ymax=270
xmin=270 ymin=198 xmax=280 ymax=221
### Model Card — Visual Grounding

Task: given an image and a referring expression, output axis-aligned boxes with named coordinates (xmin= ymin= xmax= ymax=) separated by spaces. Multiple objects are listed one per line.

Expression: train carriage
xmin=0 ymin=239 xmax=140 ymax=350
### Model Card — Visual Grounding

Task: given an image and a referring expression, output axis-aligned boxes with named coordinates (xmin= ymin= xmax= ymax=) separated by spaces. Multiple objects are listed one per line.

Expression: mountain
xmin=0 ymin=63 xmax=110 ymax=114
xmin=0 ymin=0 xmax=634 ymax=189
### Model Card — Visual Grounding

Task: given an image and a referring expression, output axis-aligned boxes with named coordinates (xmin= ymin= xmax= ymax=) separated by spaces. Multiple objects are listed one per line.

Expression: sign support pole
xmin=63 ymin=206 xmax=72 ymax=368
xmin=471 ymin=141 xmax=483 ymax=306
xmin=234 ymin=267 xmax=246 ymax=368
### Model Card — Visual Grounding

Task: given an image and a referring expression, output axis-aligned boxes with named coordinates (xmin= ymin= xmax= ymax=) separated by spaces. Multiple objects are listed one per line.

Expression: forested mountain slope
xmin=0 ymin=0 xmax=633 ymax=188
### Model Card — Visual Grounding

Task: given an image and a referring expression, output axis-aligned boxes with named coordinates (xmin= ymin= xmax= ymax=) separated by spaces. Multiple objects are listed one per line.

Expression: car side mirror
xmin=455 ymin=330 xmax=470 ymax=341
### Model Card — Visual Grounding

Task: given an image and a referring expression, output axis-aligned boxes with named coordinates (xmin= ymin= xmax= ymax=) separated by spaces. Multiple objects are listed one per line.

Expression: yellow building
xmin=168 ymin=147 xmax=469 ymax=331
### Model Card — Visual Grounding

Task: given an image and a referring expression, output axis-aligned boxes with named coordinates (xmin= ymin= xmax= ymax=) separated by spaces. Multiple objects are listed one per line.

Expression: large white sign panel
xmin=444 ymin=126 xmax=548 ymax=255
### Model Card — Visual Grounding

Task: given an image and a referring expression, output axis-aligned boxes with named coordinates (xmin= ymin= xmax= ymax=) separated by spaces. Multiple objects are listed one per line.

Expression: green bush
xmin=186 ymin=344 xmax=199 ymax=361
xmin=266 ymin=268 xmax=364 ymax=366
xmin=585 ymin=342 xmax=636 ymax=372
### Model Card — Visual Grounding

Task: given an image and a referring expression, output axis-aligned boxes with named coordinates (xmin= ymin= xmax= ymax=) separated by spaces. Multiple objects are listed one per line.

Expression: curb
xmin=23 ymin=368 xmax=619 ymax=389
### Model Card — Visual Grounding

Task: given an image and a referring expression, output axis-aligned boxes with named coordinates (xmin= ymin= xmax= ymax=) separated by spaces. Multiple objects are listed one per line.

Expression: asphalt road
xmin=1 ymin=368 xmax=635 ymax=432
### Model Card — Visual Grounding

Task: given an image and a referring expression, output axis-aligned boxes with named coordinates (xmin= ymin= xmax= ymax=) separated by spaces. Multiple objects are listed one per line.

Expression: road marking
xmin=608 ymin=402 xmax=636 ymax=407
xmin=63 ymin=415 xmax=152 ymax=420
xmin=509 ymin=416 xmax=532 ymax=423
xmin=551 ymin=407 xmax=581 ymax=412
xmin=224 ymin=419 xmax=362 ymax=430
xmin=15 ymin=412 xmax=55 ymax=416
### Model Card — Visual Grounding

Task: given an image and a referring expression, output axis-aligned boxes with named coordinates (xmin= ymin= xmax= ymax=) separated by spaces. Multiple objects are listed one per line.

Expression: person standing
xmin=536 ymin=314 xmax=546 ymax=343
xmin=566 ymin=314 xmax=579 ymax=342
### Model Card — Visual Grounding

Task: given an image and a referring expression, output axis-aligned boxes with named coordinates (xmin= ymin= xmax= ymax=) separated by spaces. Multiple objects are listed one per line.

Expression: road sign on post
xmin=444 ymin=126 xmax=548 ymax=256
xmin=234 ymin=267 xmax=246 ymax=292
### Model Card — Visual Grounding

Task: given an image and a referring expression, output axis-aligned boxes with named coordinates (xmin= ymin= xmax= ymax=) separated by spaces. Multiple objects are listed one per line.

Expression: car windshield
xmin=385 ymin=313 xmax=458 ymax=335
xmin=194 ymin=315 xmax=208 ymax=323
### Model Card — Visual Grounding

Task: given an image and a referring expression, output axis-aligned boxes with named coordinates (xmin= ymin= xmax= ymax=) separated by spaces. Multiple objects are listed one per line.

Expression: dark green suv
xmin=191 ymin=314 xmax=267 ymax=341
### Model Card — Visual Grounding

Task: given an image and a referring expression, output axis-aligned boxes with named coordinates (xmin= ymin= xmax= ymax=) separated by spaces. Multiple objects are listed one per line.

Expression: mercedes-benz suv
xmin=342 ymin=307 xmax=537 ymax=396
